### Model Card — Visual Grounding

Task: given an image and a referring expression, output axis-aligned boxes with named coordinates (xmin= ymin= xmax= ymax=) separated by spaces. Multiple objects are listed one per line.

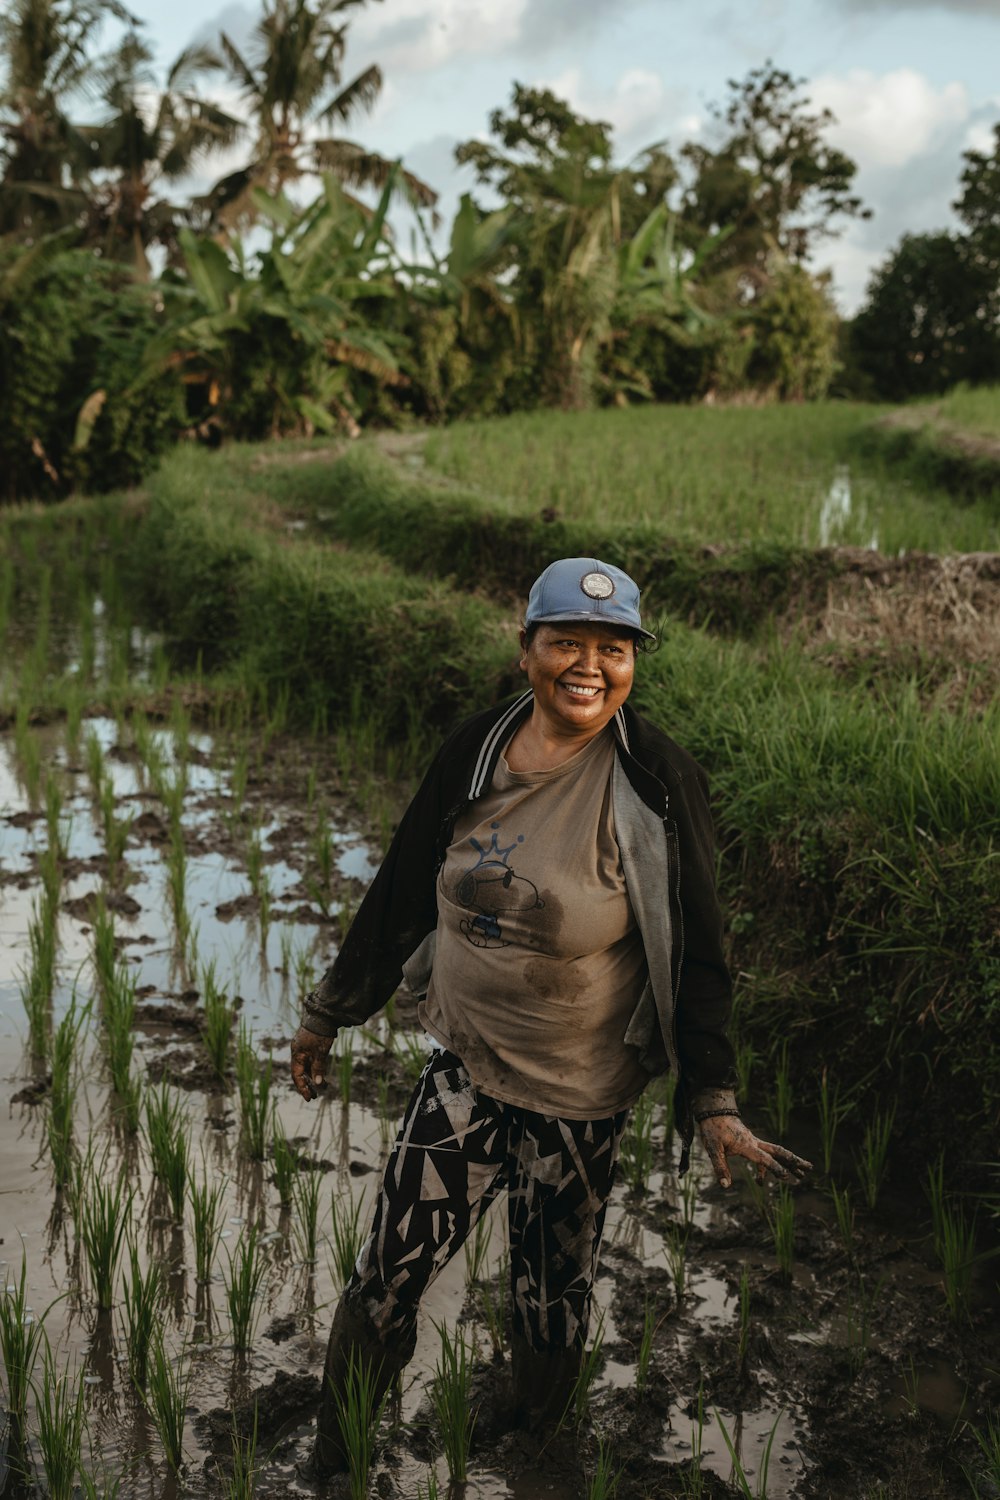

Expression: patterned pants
xmin=344 ymin=1048 xmax=628 ymax=1356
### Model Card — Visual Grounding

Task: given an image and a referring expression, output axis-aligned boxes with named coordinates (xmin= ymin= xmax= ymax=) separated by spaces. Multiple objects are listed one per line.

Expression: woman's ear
xmin=518 ymin=628 xmax=528 ymax=671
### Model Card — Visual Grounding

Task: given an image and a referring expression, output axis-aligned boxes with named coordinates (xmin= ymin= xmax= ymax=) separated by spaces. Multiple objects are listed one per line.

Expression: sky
xmin=123 ymin=0 xmax=1000 ymax=314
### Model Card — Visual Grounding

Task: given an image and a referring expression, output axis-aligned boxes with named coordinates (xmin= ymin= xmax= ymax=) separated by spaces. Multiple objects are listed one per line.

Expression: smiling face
xmin=519 ymin=621 xmax=636 ymax=745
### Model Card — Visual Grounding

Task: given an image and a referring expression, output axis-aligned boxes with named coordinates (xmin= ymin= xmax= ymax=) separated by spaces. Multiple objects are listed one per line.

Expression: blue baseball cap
xmin=525 ymin=557 xmax=655 ymax=641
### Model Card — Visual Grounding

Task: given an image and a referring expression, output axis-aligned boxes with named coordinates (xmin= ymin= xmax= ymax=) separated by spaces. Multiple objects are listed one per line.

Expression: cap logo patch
xmin=580 ymin=570 xmax=615 ymax=600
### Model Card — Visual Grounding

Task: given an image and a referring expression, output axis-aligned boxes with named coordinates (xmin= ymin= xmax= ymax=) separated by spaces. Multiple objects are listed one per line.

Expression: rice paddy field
xmin=1 ymin=397 xmax=999 ymax=1500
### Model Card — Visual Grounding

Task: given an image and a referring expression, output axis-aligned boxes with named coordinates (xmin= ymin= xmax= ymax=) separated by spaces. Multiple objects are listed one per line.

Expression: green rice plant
xmin=478 ymin=1252 xmax=508 ymax=1359
xmin=99 ymin=776 xmax=133 ymax=884
xmin=294 ymin=1167 xmax=323 ymax=1264
xmin=165 ymin=825 xmax=189 ymax=951
xmin=245 ymin=823 xmax=266 ymax=900
xmin=375 ymin=1074 xmax=394 ymax=1145
xmin=202 ymin=960 xmax=236 ymax=1078
xmin=737 ymin=1264 xmax=752 ymax=1381
xmin=19 ymin=899 xmax=57 ymax=1057
xmin=293 ymin=941 xmax=316 ymax=997
xmin=144 ymin=1330 xmax=190 ymax=1475
xmin=119 ymin=1239 xmax=162 ymax=1393
xmin=964 ymin=1408 xmax=1000 ymax=1500
xmin=223 ymin=1402 xmax=264 ymax=1500
xmin=463 ymin=1210 xmax=491 ymax=1286
xmin=766 ymin=1185 xmax=796 ymax=1281
xmin=257 ymin=876 xmax=272 ymax=948
xmin=189 ymin=1167 xmax=227 ymax=1284
xmin=587 ymin=1437 xmax=622 ymax=1499
xmin=416 ymin=1472 xmax=440 ymax=1500
xmin=817 ymin=1069 xmax=844 ymax=1176
xmin=170 ymin=697 xmax=191 ymax=770
xmin=431 ymin=1320 xmax=477 ymax=1483
xmin=157 ymin=765 xmax=187 ymax=836
xmin=329 ymin=1187 xmax=365 ymax=1290
xmin=845 ymin=1274 xmax=883 ymax=1376
xmin=830 ymin=1182 xmax=855 ymax=1257
xmin=77 ymin=1154 xmax=132 ymax=1310
xmin=224 ymin=1227 xmax=269 ymax=1351
xmin=45 ymin=770 xmax=67 ymax=860
xmin=635 ymin=1293 xmax=659 ymax=1396
xmin=855 ymin=1102 xmax=896 ymax=1211
xmin=664 ymin=1224 xmax=688 ymax=1302
xmin=14 ymin=699 xmax=42 ymax=805
xmin=103 ymin=962 xmax=136 ymax=1109
xmin=332 ymin=1348 xmax=391 ymax=1500
xmin=47 ymin=996 xmax=87 ymax=1185
xmin=620 ymin=1092 xmax=656 ymax=1194
xmin=569 ymin=1314 xmax=606 ymax=1428
xmin=278 ymin=926 xmax=295 ymax=977
xmin=714 ymin=1404 xmax=782 ymax=1499
xmin=271 ymin=1123 xmax=298 ymax=1209
xmin=91 ymin=895 xmax=116 ymax=1004
xmin=678 ymin=1383 xmax=707 ymax=1499
xmin=767 ymin=1041 xmax=792 ymax=1138
xmin=38 ymin=837 xmax=63 ymax=914
xmin=63 ymin=686 xmax=85 ymax=757
xmin=85 ymin=730 xmax=105 ymax=802
xmin=0 ymin=1251 xmax=50 ymax=1428
xmin=936 ymin=1203 xmax=980 ymax=1322
xmin=33 ymin=1349 xmax=87 ymax=1500
xmin=235 ymin=1027 xmax=273 ymax=1160
xmin=144 ymin=1083 xmax=189 ymax=1219
xmin=679 ymin=1172 xmax=698 ymax=1233
xmin=308 ymin=813 xmax=335 ymax=918
xmin=336 ymin=1030 xmax=354 ymax=1107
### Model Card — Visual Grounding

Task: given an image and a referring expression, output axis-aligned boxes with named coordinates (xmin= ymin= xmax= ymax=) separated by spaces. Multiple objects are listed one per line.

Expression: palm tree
xmin=81 ymin=29 xmax=240 ymax=277
xmin=203 ymin=0 xmax=436 ymax=232
xmin=0 ymin=0 xmax=128 ymax=237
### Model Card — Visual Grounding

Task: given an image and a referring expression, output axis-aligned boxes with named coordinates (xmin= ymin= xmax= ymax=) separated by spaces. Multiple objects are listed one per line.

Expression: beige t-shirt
xmin=418 ymin=727 xmax=650 ymax=1117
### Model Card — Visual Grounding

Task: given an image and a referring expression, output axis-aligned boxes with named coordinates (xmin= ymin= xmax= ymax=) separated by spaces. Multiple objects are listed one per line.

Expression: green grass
xmin=935 ymin=383 xmax=1000 ymax=440
xmin=431 ymin=1321 xmax=477 ymax=1483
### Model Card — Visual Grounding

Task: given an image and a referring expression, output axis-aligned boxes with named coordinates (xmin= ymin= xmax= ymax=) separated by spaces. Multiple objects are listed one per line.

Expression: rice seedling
xmin=830 ymin=1183 xmax=855 ymax=1257
xmin=144 ymin=1083 xmax=189 ymax=1219
xmin=293 ymin=941 xmax=316 ymax=997
xmin=271 ymin=1123 xmax=298 ymax=1209
xmin=936 ymin=1202 xmax=980 ymax=1322
xmin=336 ymin=1030 xmax=354 ymax=1107
xmin=294 ymin=1167 xmax=323 ymax=1264
xmin=679 ymin=1171 xmax=699 ymax=1233
xmin=19 ymin=899 xmax=56 ymax=1058
xmin=464 ymin=1210 xmax=491 ymax=1286
xmin=766 ymin=1185 xmax=796 ymax=1280
xmin=189 ymin=1167 xmax=227 ymax=1284
xmin=664 ymin=1225 xmax=688 ymax=1302
xmin=85 ymin=730 xmax=105 ymax=802
xmin=432 ymin=1320 xmax=477 ymax=1482
xmin=77 ymin=1154 xmax=132 ymax=1310
xmin=157 ymin=765 xmax=187 ymax=835
xmin=235 ymin=1026 xmax=273 ymax=1160
xmin=91 ymin=895 xmax=116 ymax=1003
xmin=332 ymin=1349 xmax=392 ymax=1500
xmin=817 ymin=1069 xmax=844 ymax=1176
xmin=329 ymin=1187 xmax=365 ymax=1290
xmin=38 ymin=837 xmax=63 ymax=914
xmin=165 ymin=826 xmax=189 ymax=951
xmin=635 ymin=1293 xmax=659 ymax=1396
xmin=202 ymin=960 xmax=236 ymax=1078
xmin=845 ymin=1274 xmax=883 ymax=1376
xmin=714 ymin=1404 xmax=782 ymax=1499
xmin=64 ymin=685 xmax=85 ymax=757
xmin=0 ymin=1251 xmax=50 ymax=1429
xmin=257 ymin=876 xmax=272 ymax=947
xmin=620 ymin=1092 xmax=656 ymax=1194
xmin=678 ymin=1383 xmax=708 ymax=1499
xmin=569 ymin=1314 xmax=605 ymax=1428
xmin=100 ymin=776 xmax=133 ymax=884
xmin=767 ymin=1040 xmax=793 ymax=1138
xmin=416 ymin=1472 xmax=440 ymax=1500
xmin=389 ymin=1029 xmax=428 ymax=1085
xmin=737 ymin=1264 xmax=752 ymax=1381
xmin=33 ymin=1349 xmax=87 ymax=1500
xmin=144 ymin=1329 xmax=190 ymax=1475
xmin=103 ymin=961 xmax=136 ymax=1088
xmin=222 ymin=1403 xmax=264 ymax=1500
xmin=278 ymin=926 xmax=294 ymax=976
xmin=964 ymin=1408 xmax=1000 ymax=1499
xmin=47 ymin=995 xmax=87 ymax=1184
xmin=245 ymin=823 xmax=266 ymax=900
xmin=308 ymin=814 xmax=335 ymax=918
xmin=587 ymin=1437 xmax=622 ymax=1500
xmin=45 ymin=769 xmax=67 ymax=860
xmin=376 ymin=1074 xmax=394 ymax=1145
xmin=478 ymin=1253 xmax=508 ymax=1359
xmin=170 ymin=696 xmax=191 ymax=770
xmin=224 ymin=1227 xmax=269 ymax=1351
xmin=855 ymin=1102 xmax=896 ymax=1211
xmin=14 ymin=699 xmax=42 ymax=805
xmin=119 ymin=1238 xmax=162 ymax=1392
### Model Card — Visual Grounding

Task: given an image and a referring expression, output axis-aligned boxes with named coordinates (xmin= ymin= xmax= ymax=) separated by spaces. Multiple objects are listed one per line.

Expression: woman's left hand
xmin=699 ymin=1115 xmax=812 ymax=1190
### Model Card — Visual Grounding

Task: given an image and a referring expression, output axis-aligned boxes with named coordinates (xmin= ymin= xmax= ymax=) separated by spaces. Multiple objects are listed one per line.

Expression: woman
xmin=290 ymin=556 xmax=810 ymax=1475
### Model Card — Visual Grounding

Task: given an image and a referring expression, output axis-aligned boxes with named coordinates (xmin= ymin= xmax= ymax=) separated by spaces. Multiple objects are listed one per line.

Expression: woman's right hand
xmin=291 ymin=1026 xmax=335 ymax=1101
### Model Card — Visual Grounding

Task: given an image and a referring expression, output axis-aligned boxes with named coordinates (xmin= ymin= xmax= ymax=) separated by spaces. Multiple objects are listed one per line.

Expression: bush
xmin=0 ymin=244 xmax=184 ymax=502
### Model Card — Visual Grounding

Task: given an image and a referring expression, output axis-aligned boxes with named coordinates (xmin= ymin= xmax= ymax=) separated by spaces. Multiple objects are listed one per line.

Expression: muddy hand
xmin=699 ymin=1115 xmax=812 ymax=1191
xmin=290 ymin=1026 xmax=335 ymax=1101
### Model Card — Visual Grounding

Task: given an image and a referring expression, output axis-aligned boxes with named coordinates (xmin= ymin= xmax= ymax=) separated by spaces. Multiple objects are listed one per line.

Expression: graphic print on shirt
xmin=455 ymin=821 xmax=544 ymax=948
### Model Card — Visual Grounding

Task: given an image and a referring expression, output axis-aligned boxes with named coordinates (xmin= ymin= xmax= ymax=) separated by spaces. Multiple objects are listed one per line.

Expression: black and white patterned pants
xmin=344 ymin=1047 xmax=628 ymax=1355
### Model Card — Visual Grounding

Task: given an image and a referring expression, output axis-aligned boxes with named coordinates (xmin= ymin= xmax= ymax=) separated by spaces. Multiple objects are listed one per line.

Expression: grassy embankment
xmin=2 ymin=398 xmax=998 ymax=1178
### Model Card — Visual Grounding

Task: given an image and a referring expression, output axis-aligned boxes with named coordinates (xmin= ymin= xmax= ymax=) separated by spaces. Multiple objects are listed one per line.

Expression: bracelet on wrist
xmin=695 ymin=1107 xmax=742 ymax=1123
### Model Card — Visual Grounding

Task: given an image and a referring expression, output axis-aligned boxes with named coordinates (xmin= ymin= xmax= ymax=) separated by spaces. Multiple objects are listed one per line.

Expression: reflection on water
xmin=817 ymin=465 xmax=879 ymax=550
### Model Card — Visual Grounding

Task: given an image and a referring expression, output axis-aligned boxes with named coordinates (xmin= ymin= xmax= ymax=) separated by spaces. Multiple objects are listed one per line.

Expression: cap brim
xmin=528 ymin=609 xmax=656 ymax=642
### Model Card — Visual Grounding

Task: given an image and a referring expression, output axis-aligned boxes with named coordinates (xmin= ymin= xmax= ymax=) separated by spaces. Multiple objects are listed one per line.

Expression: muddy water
xmin=1 ymin=717 xmax=996 ymax=1499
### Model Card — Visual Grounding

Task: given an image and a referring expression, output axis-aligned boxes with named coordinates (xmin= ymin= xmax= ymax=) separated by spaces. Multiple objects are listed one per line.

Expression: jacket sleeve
xmin=301 ymin=746 xmax=449 ymax=1037
xmin=671 ymin=766 xmax=738 ymax=1104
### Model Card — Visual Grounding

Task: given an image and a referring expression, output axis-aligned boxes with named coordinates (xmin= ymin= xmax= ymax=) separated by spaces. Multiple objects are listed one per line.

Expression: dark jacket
xmin=303 ymin=693 xmax=738 ymax=1142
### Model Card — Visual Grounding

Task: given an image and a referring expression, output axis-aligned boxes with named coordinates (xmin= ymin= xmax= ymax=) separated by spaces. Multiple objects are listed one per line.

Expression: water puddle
xmin=817 ymin=465 xmax=879 ymax=550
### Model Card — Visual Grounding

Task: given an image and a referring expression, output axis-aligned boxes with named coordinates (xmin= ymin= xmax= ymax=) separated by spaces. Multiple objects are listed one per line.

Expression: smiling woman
xmin=289 ymin=555 xmax=811 ymax=1477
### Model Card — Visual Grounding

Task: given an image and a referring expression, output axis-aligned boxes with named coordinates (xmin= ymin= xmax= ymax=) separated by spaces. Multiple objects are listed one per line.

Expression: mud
xmin=1 ymin=714 xmax=998 ymax=1500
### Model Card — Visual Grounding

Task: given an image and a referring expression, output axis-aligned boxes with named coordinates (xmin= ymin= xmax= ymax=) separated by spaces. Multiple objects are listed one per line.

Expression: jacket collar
xmin=467 ymin=690 xmax=634 ymax=802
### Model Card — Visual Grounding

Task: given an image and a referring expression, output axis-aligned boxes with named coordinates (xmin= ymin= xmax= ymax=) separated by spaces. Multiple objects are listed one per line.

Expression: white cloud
xmin=537 ymin=66 xmax=672 ymax=151
xmin=350 ymin=0 xmax=530 ymax=75
xmin=810 ymin=67 xmax=969 ymax=170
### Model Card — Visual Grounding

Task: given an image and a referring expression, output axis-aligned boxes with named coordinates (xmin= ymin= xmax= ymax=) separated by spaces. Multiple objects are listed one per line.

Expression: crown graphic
xmin=468 ymin=822 xmax=524 ymax=870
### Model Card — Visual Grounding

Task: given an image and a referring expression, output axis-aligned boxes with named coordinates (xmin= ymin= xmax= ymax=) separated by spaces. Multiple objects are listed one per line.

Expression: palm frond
xmin=315 ymin=63 xmax=382 ymax=126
